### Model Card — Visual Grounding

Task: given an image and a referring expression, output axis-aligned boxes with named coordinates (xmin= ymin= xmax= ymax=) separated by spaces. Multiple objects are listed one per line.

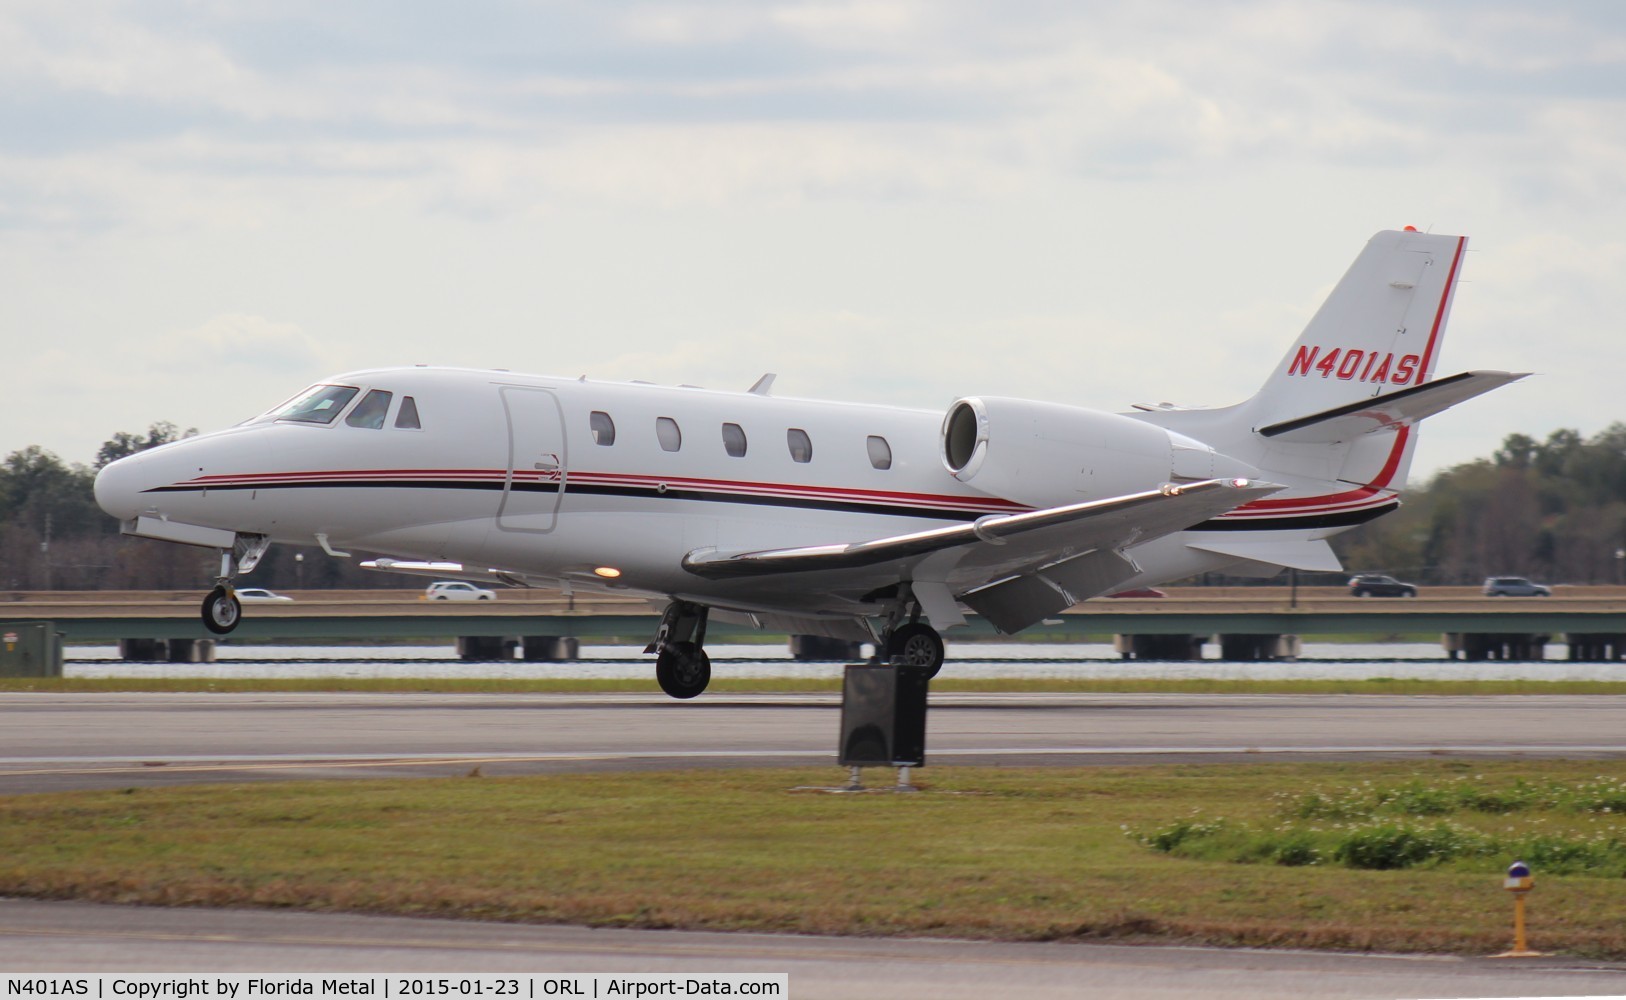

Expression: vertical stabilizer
xmin=1256 ymin=229 xmax=1467 ymax=431
xmin=1127 ymin=229 xmax=1473 ymax=540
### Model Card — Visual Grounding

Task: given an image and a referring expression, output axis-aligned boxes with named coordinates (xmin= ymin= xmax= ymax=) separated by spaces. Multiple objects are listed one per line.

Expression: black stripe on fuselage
xmin=145 ymin=479 xmax=1392 ymax=531
xmin=145 ymin=479 xmax=997 ymax=522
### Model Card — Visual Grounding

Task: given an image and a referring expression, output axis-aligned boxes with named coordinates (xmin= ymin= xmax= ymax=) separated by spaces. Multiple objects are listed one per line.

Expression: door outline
xmin=498 ymin=386 xmax=567 ymax=533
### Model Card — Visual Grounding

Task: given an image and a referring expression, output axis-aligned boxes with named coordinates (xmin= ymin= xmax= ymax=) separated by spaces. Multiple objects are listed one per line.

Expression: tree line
xmin=1336 ymin=424 xmax=1626 ymax=586
xmin=3 ymin=422 xmax=1624 ymax=591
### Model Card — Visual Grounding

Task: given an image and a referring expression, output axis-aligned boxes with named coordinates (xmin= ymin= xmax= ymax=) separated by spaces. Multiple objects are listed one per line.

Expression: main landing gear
xmin=648 ymin=600 xmax=712 ymax=699
xmin=199 ymin=534 xmax=271 ymax=636
xmin=880 ymin=589 xmax=946 ymax=678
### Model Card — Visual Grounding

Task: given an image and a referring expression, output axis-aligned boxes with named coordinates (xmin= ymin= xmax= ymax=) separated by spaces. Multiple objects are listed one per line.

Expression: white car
xmin=236 ymin=588 xmax=294 ymax=603
xmin=425 ymin=581 xmax=497 ymax=601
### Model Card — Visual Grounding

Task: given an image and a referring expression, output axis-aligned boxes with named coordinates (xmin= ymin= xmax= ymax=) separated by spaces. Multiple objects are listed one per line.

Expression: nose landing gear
xmin=199 ymin=534 xmax=271 ymax=635
xmin=648 ymin=600 xmax=711 ymax=699
xmin=202 ymin=585 xmax=242 ymax=635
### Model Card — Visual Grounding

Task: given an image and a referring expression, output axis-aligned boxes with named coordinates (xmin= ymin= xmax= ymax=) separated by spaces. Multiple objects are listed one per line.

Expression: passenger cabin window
xmin=273 ymin=384 xmax=360 ymax=425
xmin=395 ymin=395 xmax=421 ymax=429
xmin=656 ymin=416 xmax=682 ymax=452
xmin=590 ymin=411 xmax=616 ymax=446
xmin=866 ymin=435 xmax=893 ymax=470
xmin=722 ymin=422 xmax=747 ymax=458
xmin=346 ymin=389 xmax=393 ymax=429
xmin=787 ymin=428 xmax=813 ymax=463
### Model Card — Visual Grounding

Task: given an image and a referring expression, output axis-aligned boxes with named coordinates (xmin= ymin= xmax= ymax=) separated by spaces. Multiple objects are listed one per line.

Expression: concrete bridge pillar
xmin=522 ymin=636 xmax=581 ymax=661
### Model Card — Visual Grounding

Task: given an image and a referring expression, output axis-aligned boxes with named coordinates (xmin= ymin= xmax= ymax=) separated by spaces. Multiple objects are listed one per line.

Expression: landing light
xmin=593 ymin=566 xmax=622 ymax=579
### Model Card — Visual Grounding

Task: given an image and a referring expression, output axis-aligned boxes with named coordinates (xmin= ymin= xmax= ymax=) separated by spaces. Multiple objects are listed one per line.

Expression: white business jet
xmin=95 ymin=229 xmax=1524 ymax=698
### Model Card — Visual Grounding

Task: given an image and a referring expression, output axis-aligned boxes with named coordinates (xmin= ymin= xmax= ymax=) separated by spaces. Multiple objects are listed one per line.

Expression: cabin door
xmin=498 ymin=386 xmax=566 ymax=533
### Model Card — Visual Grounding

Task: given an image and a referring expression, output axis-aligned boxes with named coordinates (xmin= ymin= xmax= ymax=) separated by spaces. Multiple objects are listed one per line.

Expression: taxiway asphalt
xmin=1 ymin=898 xmax=1624 ymax=998
xmin=3 ymin=691 xmax=1625 ymax=792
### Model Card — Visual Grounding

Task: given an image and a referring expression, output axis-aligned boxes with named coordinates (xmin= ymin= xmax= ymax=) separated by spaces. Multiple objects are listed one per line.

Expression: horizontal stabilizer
xmin=1184 ymin=537 xmax=1343 ymax=572
xmin=1259 ymin=370 xmax=1528 ymax=444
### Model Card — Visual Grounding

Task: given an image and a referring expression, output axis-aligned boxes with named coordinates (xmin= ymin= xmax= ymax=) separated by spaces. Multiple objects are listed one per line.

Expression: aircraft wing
xmin=1259 ymin=370 xmax=1528 ymax=444
xmin=683 ymin=477 xmax=1281 ymax=633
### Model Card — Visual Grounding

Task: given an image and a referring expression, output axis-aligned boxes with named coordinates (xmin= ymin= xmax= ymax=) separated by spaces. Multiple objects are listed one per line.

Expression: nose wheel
xmin=202 ymin=585 xmax=242 ymax=635
xmin=197 ymin=534 xmax=271 ymax=635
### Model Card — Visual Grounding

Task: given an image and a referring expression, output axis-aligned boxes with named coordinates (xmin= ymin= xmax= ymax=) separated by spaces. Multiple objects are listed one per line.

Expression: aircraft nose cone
xmin=94 ymin=454 xmax=148 ymax=522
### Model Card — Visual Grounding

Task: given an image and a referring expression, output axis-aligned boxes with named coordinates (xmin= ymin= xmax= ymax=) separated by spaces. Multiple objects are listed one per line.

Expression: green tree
xmin=94 ymin=421 xmax=196 ymax=469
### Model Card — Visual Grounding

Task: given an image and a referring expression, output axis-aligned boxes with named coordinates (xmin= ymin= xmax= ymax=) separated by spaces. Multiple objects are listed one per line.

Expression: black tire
xmin=1405 ymin=588 xmax=1417 ymax=598
xmin=1353 ymin=590 xmax=1370 ymax=598
xmin=887 ymin=622 xmax=944 ymax=678
xmin=656 ymin=641 xmax=711 ymax=699
xmin=201 ymin=585 xmax=242 ymax=635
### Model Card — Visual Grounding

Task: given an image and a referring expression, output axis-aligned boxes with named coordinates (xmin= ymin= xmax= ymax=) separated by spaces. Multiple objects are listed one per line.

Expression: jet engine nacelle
xmin=940 ymin=396 xmax=1251 ymax=508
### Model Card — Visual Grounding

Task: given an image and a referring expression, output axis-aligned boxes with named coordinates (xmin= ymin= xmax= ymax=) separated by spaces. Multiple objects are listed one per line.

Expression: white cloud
xmin=1 ymin=0 xmax=1624 ymax=481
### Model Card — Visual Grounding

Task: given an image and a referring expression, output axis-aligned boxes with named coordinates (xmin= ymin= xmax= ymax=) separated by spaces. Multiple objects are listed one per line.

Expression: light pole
xmin=295 ymin=552 xmax=304 ymax=590
xmin=1615 ymin=548 xmax=1624 ymax=586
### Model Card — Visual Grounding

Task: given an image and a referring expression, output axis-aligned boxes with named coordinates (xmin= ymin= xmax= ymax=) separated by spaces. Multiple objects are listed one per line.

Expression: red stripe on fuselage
xmin=164 ymin=468 xmax=1029 ymax=514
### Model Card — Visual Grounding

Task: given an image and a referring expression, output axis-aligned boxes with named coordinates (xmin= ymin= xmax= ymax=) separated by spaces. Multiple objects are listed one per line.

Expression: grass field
xmin=2 ymin=759 xmax=1623 ymax=957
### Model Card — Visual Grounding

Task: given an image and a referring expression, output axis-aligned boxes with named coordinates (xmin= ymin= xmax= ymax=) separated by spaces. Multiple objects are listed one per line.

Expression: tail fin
xmin=1256 ymin=228 xmax=1468 ymax=427
xmin=1128 ymin=229 xmax=1524 ymax=549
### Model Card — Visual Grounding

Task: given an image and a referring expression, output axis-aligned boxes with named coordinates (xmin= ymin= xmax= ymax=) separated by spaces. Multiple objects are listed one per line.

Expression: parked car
xmin=1348 ymin=573 xmax=1418 ymax=597
xmin=235 ymin=588 xmax=293 ymax=603
xmin=1483 ymin=576 xmax=1551 ymax=597
xmin=425 ymin=581 xmax=497 ymax=601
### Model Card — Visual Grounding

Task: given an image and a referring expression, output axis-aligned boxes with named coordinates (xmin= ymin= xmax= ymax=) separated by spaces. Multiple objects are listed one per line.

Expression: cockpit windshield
xmin=268 ymin=384 xmax=361 ymax=424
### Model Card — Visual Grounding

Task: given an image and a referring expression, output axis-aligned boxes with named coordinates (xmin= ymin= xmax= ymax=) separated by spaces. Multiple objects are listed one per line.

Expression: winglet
xmin=748 ymin=373 xmax=777 ymax=396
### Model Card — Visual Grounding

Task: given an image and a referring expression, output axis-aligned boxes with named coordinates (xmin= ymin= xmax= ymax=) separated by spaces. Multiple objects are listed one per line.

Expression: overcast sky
xmin=3 ymin=1 xmax=1622 ymax=482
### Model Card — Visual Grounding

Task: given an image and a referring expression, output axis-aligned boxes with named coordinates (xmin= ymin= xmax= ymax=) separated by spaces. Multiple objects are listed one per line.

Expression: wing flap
xmin=963 ymin=549 xmax=1140 ymax=634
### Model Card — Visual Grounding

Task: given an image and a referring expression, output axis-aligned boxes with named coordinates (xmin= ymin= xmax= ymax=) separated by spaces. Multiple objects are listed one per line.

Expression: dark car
xmin=1483 ymin=576 xmax=1551 ymax=597
xmin=1348 ymin=573 xmax=1418 ymax=597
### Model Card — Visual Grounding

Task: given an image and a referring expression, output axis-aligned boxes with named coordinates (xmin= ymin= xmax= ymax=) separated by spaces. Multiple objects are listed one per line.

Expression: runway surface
xmin=4 ymin=691 xmax=1626 ymax=793
xmin=2 ymin=898 xmax=1624 ymax=999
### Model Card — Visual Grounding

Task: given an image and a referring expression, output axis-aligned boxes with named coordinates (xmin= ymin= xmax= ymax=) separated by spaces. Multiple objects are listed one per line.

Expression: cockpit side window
xmin=395 ymin=395 xmax=422 ymax=429
xmin=272 ymin=384 xmax=360 ymax=425
xmin=346 ymin=389 xmax=393 ymax=429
